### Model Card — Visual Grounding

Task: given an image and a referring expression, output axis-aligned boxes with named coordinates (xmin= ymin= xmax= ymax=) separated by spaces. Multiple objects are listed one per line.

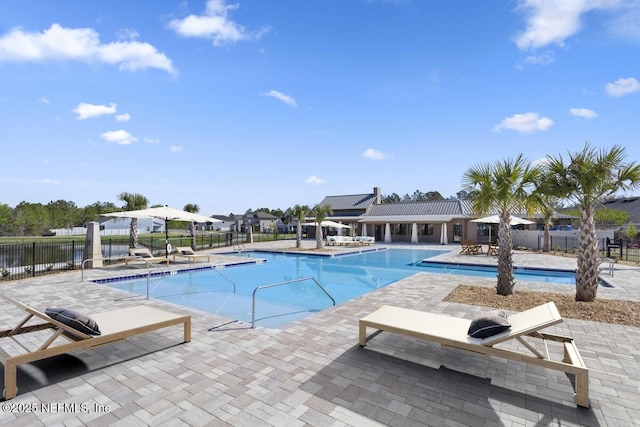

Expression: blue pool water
xmin=100 ymin=249 xmax=582 ymax=328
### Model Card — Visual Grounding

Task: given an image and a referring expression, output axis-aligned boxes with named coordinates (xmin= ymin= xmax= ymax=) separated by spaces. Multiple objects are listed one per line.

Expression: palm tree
xmin=184 ymin=203 xmax=200 ymax=250
xmin=117 ymin=192 xmax=149 ymax=248
xmin=462 ymin=154 xmax=542 ymax=296
xmin=289 ymin=204 xmax=308 ymax=248
xmin=542 ymin=143 xmax=640 ymax=301
xmin=310 ymin=204 xmax=332 ymax=249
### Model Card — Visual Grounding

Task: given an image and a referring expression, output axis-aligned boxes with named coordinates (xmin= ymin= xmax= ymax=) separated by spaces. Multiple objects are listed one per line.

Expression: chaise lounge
xmin=0 ymin=293 xmax=191 ymax=400
xmin=359 ymin=302 xmax=589 ymax=407
xmin=126 ymin=247 xmax=170 ymax=267
xmin=172 ymin=247 xmax=211 ymax=263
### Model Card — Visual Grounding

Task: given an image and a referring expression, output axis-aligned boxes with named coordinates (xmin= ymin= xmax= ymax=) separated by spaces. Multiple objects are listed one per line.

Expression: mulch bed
xmin=444 ymin=284 xmax=640 ymax=327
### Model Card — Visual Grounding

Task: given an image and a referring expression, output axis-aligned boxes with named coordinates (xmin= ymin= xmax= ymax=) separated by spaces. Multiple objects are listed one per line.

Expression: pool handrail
xmin=212 ymin=268 xmax=237 ymax=293
xmin=251 ymin=277 xmax=335 ymax=328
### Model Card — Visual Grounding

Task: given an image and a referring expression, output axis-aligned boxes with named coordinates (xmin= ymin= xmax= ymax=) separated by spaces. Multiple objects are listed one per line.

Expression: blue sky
xmin=1 ymin=0 xmax=639 ymax=216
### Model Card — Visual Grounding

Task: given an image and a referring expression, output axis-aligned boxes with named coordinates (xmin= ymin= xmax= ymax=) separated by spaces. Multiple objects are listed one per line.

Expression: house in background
xmin=237 ymin=211 xmax=281 ymax=233
xmin=599 ymin=196 xmax=640 ymax=231
xmin=315 ymin=187 xmax=583 ymax=245
xmin=97 ymin=217 xmax=164 ymax=236
xmin=206 ymin=215 xmax=236 ymax=232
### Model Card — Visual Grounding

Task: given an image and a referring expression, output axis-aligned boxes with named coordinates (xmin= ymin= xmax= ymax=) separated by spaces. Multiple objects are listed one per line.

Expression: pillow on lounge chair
xmin=45 ymin=307 xmax=101 ymax=336
xmin=133 ymin=250 xmax=152 ymax=258
xmin=181 ymin=249 xmax=193 ymax=255
xmin=467 ymin=309 xmax=510 ymax=338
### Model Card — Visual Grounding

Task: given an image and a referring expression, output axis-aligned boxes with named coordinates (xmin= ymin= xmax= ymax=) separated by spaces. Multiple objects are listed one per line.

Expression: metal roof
xmin=362 ymin=200 xmax=475 ymax=217
xmin=600 ymin=196 xmax=640 ymax=224
xmin=320 ymin=193 xmax=377 ymax=211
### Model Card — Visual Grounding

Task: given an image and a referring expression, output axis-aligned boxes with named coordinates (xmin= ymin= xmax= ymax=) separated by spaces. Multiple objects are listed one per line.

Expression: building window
xmin=421 ymin=224 xmax=434 ymax=235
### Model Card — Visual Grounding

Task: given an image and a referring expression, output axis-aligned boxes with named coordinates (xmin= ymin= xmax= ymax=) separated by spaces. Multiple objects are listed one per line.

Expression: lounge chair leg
xmin=358 ymin=321 xmax=367 ymax=346
xmin=4 ymin=360 xmax=17 ymax=399
xmin=184 ymin=318 xmax=192 ymax=343
xmin=575 ymin=371 xmax=589 ymax=408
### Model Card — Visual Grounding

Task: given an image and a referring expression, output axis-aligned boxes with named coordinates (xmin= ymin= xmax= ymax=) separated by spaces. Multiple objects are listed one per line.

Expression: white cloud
xmin=170 ymin=145 xmax=183 ymax=153
xmin=115 ymin=113 xmax=131 ymax=122
xmin=262 ymin=90 xmax=297 ymax=107
xmin=73 ymin=102 xmax=116 ymax=119
xmin=100 ymin=129 xmax=137 ymax=145
xmin=38 ymin=97 xmax=50 ymax=104
xmin=144 ymin=137 xmax=160 ymax=144
xmin=523 ymin=51 xmax=555 ymax=65
xmin=0 ymin=23 xmax=175 ymax=74
xmin=363 ymin=148 xmax=390 ymax=160
xmin=305 ymin=175 xmax=325 ymax=185
xmin=605 ymin=77 xmax=640 ymax=96
xmin=492 ymin=112 xmax=554 ymax=133
xmin=514 ymin=0 xmax=621 ymax=50
xmin=569 ymin=107 xmax=598 ymax=119
xmin=168 ymin=0 xmax=270 ymax=46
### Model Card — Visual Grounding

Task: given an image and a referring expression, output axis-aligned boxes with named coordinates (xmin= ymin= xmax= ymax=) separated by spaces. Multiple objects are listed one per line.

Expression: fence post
xmin=619 ymin=237 xmax=623 ymax=259
xmin=31 ymin=242 xmax=36 ymax=276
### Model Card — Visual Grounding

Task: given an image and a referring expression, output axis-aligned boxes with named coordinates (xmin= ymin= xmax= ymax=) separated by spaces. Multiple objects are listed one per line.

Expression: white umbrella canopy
xmin=471 ymin=214 xmax=534 ymax=243
xmin=470 ymin=214 xmax=534 ymax=225
xmin=102 ymin=205 xmax=219 ymax=224
xmin=300 ymin=220 xmax=351 ymax=229
xmin=102 ymin=206 xmax=221 ymax=256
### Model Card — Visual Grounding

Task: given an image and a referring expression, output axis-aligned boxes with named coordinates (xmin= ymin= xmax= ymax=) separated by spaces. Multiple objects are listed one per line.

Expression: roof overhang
xmin=359 ymin=215 xmax=461 ymax=223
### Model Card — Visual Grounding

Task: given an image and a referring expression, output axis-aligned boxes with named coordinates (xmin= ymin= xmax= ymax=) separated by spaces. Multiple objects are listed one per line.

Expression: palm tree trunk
xmin=496 ymin=212 xmax=515 ymax=295
xmin=296 ymin=224 xmax=302 ymax=248
xmin=543 ymin=223 xmax=550 ymax=252
xmin=129 ymin=218 xmax=139 ymax=248
xmin=576 ymin=206 xmax=599 ymax=301
xmin=316 ymin=225 xmax=324 ymax=249
xmin=189 ymin=221 xmax=196 ymax=250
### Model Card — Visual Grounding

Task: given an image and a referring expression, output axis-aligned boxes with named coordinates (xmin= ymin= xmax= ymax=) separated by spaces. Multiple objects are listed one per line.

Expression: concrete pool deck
xmin=2 ymin=240 xmax=640 ymax=426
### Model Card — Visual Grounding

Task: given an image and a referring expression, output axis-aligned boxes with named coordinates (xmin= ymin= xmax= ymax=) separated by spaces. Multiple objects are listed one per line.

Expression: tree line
xmin=0 ymin=188 xmax=461 ymax=237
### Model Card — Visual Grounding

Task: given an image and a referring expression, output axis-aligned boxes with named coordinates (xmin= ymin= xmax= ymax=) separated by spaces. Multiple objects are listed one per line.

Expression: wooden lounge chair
xmin=172 ymin=247 xmax=210 ymax=263
xmin=460 ymin=239 xmax=483 ymax=255
xmin=359 ymin=302 xmax=589 ymax=407
xmin=487 ymin=242 xmax=499 ymax=256
xmin=125 ymin=247 xmax=170 ymax=267
xmin=0 ymin=294 xmax=191 ymax=400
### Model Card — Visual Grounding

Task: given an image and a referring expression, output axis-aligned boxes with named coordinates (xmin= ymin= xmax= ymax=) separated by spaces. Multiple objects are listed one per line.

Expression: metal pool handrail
xmin=251 ymin=277 xmax=335 ymax=328
xmin=212 ymin=268 xmax=237 ymax=293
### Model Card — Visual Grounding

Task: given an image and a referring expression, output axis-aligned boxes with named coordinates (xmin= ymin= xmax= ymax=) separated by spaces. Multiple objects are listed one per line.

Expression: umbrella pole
xmin=165 ymin=218 xmax=169 ymax=258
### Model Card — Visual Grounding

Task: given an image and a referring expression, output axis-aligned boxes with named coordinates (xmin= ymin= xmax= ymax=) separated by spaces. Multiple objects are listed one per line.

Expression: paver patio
xmin=1 ymin=241 xmax=639 ymax=426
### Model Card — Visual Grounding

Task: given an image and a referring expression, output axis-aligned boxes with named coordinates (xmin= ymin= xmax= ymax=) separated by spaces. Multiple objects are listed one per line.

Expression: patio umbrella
xmin=102 ymin=206 xmax=220 ymax=257
xmin=440 ymin=223 xmax=448 ymax=245
xmin=300 ymin=220 xmax=351 ymax=229
xmin=470 ymin=214 xmax=534 ymax=242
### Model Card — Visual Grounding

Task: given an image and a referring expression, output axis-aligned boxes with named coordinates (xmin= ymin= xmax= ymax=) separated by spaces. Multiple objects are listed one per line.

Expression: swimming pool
xmin=98 ymin=249 xmax=586 ymax=328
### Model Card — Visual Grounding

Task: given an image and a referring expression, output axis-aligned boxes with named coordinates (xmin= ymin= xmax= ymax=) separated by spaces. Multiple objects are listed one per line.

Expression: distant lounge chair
xmin=355 ymin=236 xmax=375 ymax=245
xmin=460 ymin=239 xmax=483 ymax=255
xmin=487 ymin=242 xmax=499 ymax=256
xmin=326 ymin=236 xmax=357 ymax=246
xmin=359 ymin=302 xmax=589 ymax=407
xmin=126 ymin=247 xmax=170 ymax=267
xmin=0 ymin=293 xmax=191 ymax=400
xmin=172 ymin=247 xmax=210 ymax=263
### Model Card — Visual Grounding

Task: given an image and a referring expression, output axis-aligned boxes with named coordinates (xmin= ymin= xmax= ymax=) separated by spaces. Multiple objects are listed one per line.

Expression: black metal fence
xmin=0 ymin=231 xmax=285 ymax=282
xmin=542 ymin=236 xmax=640 ymax=263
